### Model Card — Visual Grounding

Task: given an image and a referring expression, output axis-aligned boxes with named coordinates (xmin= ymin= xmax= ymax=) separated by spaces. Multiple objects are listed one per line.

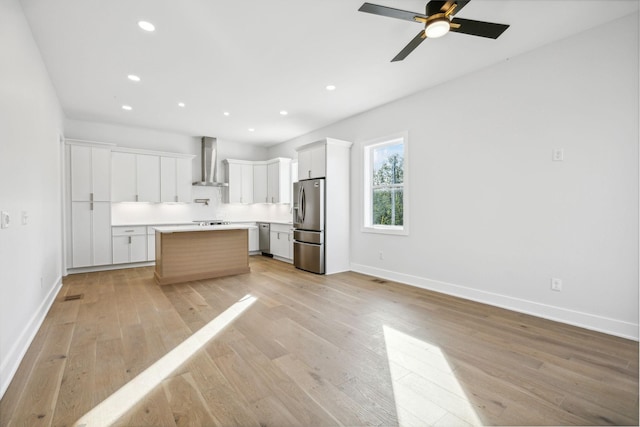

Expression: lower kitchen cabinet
xmin=112 ymin=226 xmax=147 ymax=264
xmin=248 ymin=225 xmax=259 ymax=253
xmin=270 ymin=223 xmax=293 ymax=261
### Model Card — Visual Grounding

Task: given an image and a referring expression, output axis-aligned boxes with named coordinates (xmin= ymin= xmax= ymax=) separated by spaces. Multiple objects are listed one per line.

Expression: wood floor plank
xmin=1 ymin=257 xmax=637 ymax=426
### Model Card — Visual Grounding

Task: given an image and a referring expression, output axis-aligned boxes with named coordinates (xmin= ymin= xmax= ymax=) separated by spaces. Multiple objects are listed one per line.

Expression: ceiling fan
xmin=358 ymin=0 xmax=510 ymax=62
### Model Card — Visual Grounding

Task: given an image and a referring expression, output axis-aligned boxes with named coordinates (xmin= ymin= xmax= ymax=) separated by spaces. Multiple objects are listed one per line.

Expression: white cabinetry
xmin=112 ymin=226 xmax=147 ymax=264
xmin=161 ymin=156 xmax=192 ymax=202
xmin=71 ymin=202 xmax=112 ymax=267
xmin=111 ymin=151 xmax=161 ymax=202
xmin=225 ymin=158 xmax=292 ymax=204
xmin=224 ymin=160 xmax=254 ymax=204
xmin=297 ymin=144 xmax=326 ymax=180
xmin=267 ymin=158 xmax=291 ymax=203
xmin=296 ymin=138 xmax=352 ymax=274
xmin=270 ymin=223 xmax=293 ymax=261
xmin=253 ymin=164 xmax=268 ymax=203
xmin=71 ymin=145 xmax=111 ymax=202
xmin=68 ymin=142 xmax=113 ymax=268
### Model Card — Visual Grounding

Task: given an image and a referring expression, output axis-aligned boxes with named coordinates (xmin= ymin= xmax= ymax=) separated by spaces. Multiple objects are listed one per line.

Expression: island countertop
xmin=154 ymin=224 xmax=258 ymax=233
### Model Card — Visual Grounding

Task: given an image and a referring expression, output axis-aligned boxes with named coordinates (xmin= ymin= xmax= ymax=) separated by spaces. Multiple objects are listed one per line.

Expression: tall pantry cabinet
xmin=67 ymin=140 xmax=114 ymax=268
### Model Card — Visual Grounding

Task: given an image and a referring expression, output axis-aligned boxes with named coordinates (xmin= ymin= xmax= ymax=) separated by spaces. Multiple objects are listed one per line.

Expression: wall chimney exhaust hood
xmin=193 ymin=136 xmax=228 ymax=187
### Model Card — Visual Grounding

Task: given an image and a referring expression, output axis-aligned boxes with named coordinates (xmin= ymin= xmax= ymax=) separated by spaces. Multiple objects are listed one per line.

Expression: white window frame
xmin=362 ymin=132 xmax=409 ymax=236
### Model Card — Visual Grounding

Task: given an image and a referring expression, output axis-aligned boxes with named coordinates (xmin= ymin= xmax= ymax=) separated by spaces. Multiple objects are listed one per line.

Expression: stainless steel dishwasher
xmin=258 ymin=223 xmax=271 ymax=256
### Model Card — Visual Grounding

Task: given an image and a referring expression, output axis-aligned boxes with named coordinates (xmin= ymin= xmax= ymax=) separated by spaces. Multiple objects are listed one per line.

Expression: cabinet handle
xmin=90 ymin=192 xmax=94 ymax=202
xmin=175 ymin=195 xmax=178 ymax=202
xmin=272 ymin=197 xmax=274 ymax=203
xmin=90 ymin=202 xmax=93 ymax=211
xmin=128 ymin=236 xmax=132 ymax=244
xmin=135 ymin=195 xmax=139 ymax=202
xmin=308 ymin=170 xmax=311 ymax=178
xmin=125 ymin=229 xmax=135 ymax=233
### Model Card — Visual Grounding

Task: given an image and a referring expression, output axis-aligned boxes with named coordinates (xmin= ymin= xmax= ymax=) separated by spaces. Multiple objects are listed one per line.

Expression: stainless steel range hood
xmin=193 ymin=136 xmax=228 ymax=187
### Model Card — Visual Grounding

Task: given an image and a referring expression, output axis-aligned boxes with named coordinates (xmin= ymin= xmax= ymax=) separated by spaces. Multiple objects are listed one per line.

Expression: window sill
xmin=361 ymin=225 xmax=408 ymax=236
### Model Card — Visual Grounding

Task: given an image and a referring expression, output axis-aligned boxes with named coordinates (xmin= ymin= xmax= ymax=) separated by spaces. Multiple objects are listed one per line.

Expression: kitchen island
xmin=154 ymin=224 xmax=257 ymax=285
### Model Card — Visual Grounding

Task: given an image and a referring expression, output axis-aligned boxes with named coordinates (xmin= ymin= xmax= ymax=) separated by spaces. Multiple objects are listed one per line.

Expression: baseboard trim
xmin=350 ymin=263 xmax=638 ymax=341
xmin=0 ymin=276 xmax=63 ymax=399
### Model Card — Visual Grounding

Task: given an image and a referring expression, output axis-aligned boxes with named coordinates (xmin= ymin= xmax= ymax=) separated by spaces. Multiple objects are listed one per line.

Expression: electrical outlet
xmin=552 ymin=148 xmax=564 ymax=161
xmin=551 ymin=278 xmax=562 ymax=292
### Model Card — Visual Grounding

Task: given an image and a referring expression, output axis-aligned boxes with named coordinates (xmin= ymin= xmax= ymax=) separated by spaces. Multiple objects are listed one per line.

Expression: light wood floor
xmin=1 ymin=257 xmax=638 ymax=426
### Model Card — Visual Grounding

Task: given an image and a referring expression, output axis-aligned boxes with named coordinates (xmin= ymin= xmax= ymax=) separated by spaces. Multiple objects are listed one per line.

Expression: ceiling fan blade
xmin=358 ymin=3 xmax=427 ymax=23
xmin=391 ymin=30 xmax=426 ymax=62
xmin=449 ymin=17 xmax=509 ymax=39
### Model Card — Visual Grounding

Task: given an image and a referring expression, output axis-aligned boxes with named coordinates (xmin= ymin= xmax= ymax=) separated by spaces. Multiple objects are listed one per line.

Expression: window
xmin=363 ymin=133 xmax=408 ymax=235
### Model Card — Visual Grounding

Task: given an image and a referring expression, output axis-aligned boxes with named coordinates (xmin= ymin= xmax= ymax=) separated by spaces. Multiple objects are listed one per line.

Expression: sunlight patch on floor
xmin=74 ymin=294 xmax=257 ymax=427
xmin=383 ymin=325 xmax=483 ymax=427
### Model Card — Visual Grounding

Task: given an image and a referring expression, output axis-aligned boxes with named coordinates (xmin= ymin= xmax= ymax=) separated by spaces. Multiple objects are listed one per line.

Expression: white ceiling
xmin=20 ymin=0 xmax=639 ymax=146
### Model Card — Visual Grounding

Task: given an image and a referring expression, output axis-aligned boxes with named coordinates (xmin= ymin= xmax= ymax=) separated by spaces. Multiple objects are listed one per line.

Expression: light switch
xmin=1 ymin=211 xmax=9 ymax=229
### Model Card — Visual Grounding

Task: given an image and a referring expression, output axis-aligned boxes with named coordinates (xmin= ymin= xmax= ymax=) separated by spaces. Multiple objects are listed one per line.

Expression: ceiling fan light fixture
xmin=425 ymin=16 xmax=450 ymax=38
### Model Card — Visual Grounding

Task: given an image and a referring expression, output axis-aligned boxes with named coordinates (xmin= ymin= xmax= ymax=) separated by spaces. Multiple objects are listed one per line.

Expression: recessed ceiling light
xmin=248 ymin=128 xmax=255 ymax=132
xmin=223 ymin=111 xmax=230 ymax=116
xmin=280 ymin=110 xmax=288 ymax=116
xmin=326 ymin=85 xmax=336 ymax=91
xmin=178 ymin=102 xmax=185 ymax=108
xmin=127 ymin=74 xmax=140 ymax=82
xmin=122 ymin=105 xmax=132 ymax=111
xmin=138 ymin=21 xmax=155 ymax=32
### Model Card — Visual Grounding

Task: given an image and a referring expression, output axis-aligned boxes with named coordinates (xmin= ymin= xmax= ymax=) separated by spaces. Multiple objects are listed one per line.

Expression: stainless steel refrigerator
xmin=293 ymin=178 xmax=325 ymax=274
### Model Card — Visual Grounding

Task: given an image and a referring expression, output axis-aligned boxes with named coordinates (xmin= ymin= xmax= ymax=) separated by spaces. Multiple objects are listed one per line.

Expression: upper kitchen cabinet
xmin=267 ymin=158 xmax=291 ymax=203
xmin=111 ymin=150 xmax=160 ymax=202
xmin=297 ymin=143 xmax=326 ymax=180
xmin=253 ymin=163 xmax=268 ymax=203
xmin=224 ymin=158 xmax=293 ymax=204
xmin=161 ymin=156 xmax=192 ymax=203
xmin=70 ymin=144 xmax=111 ymax=202
xmin=224 ymin=160 xmax=254 ymax=204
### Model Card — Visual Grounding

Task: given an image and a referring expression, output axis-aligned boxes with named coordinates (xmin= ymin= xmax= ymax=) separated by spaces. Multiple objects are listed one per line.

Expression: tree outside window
xmin=372 ymin=144 xmax=404 ymax=226
xmin=363 ymin=134 xmax=408 ymax=235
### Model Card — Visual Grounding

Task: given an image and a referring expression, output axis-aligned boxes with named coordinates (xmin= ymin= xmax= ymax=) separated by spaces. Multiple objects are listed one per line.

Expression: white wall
xmin=269 ymin=13 xmax=639 ymax=339
xmin=0 ymin=0 xmax=65 ymax=398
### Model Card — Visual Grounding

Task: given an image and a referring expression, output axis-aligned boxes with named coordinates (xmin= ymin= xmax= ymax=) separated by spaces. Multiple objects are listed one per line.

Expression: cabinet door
xmin=92 ymin=202 xmax=112 ymax=266
xmin=267 ymin=162 xmax=279 ymax=203
xmin=253 ymin=164 xmax=268 ymax=203
xmin=130 ymin=235 xmax=147 ymax=262
xmin=112 ymin=236 xmax=130 ymax=264
xmin=71 ymin=146 xmax=92 ymax=202
xmin=298 ymin=149 xmax=312 ymax=181
xmin=270 ymin=231 xmax=290 ymax=258
xmin=248 ymin=227 xmax=259 ymax=252
xmin=137 ymin=154 xmax=160 ymax=202
xmin=112 ymin=152 xmax=136 ymax=201
xmin=71 ymin=202 xmax=91 ymax=267
xmin=147 ymin=232 xmax=156 ymax=261
xmin=176 ymin=157 xmax=192 ymax=202
xmin=92 ymin=148 xmax=111 ymax=201
xmin=227 ymin=163 xmax=243 ymax=203
xmin=241 ymin=164 xmax=253 ymax=204
xmin=310 ymin=145 xmax=326 ymax=178
xmin=160 ymin=157 xmax=177 ymax=203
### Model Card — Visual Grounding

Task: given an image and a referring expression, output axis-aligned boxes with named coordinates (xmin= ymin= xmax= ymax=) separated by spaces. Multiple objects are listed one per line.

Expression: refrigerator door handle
xmin=300 ymin=186 xmax=306 ymax=222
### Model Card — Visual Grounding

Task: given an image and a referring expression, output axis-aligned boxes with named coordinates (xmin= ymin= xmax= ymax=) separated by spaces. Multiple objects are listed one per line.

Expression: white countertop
xmin=113 ymin=220 xmax=292 ymax=227
xmin=154 ymin=224 xmax=258 ymax=233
